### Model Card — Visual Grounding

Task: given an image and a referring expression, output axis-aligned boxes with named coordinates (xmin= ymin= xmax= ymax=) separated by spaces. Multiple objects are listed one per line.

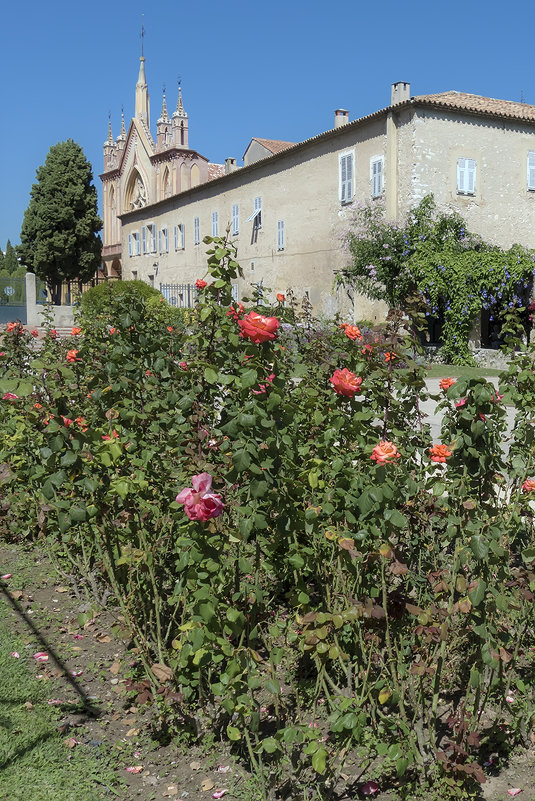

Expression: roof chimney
xmin=391 ymin=82 xmax=410 ymax=105
xmin=225 ymin=157 xmax=237 ymax=174
xmin=334 ymin=109 xmax=349 ymax=128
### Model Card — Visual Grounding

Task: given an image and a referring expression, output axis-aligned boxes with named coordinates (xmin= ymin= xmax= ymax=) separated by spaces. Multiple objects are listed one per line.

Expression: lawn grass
xmin=424 ymin=364 xmax=504 ymax=379
xmin=0 ymin=591 xmax=117 ymax=800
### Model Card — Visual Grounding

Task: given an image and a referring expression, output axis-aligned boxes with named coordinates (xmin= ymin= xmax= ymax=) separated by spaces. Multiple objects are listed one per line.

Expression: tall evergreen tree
xmin=0 ymin=248 xmax=4 ymax=273
xmin=19 ymin=140 xmax=102 ymax=303
xmin=4 ymin=240 xmax=19 ymax=275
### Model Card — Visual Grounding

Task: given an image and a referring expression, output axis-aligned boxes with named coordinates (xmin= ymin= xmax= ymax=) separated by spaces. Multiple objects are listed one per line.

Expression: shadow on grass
xmin=0 ymin=580 xmax=99 ymax=719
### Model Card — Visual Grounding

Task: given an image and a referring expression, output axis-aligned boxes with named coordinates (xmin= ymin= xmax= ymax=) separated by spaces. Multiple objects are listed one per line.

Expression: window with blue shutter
xmin=212 ymin=211 xmax=219 ymax=237
xmin=277 ymin=220 xmax=285 ymax=251
xmin=371 ymin=157 xmax=384 ymax=197
xmin=180 ymin=224 xmax=185 ymax=249
xmin=457 ymin=158 xmax=476 ymax=194
xmin=142 ymin=226 xmax=147 ymax=254
xmin=163 ymin=228 xmax=168 ymax=253
xmin=128 ymin=233 xmax=133 ymax=257
xmin=232 ymin=204 xmax=239 ymax=235
xmin=339 ymin=152 xmax=354 ymax=203
xmin=194 ymin=217 xmax=200 ymax=245
xmin=174 ymin=225 xmax=178 ymax=250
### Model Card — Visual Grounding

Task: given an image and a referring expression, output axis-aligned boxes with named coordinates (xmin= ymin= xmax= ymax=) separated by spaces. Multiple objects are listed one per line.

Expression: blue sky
xmin=1 ymin=0 xmax=534 ymax=251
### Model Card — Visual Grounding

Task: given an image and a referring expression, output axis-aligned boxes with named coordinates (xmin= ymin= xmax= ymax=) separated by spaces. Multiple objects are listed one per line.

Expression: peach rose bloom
xmin=370 ymin=441 xmax=401 ymax=463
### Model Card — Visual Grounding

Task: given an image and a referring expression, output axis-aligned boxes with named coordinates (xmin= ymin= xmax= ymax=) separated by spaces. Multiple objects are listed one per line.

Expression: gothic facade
xmin=100 ymin=56 xmax=223 ymax=279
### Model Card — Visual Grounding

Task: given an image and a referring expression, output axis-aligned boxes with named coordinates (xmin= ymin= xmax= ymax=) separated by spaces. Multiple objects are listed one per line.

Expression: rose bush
xmin=0 ymin=237 xmax=533 ymax=800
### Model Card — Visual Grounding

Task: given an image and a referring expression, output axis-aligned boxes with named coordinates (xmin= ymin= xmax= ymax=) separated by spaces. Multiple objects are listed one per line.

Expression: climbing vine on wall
xmin=338 ymin=195 xmax=535 ymax=364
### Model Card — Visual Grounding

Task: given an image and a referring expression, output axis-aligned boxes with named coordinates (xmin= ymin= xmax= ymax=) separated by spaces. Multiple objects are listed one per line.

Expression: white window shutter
xmin=128 ymin=234 xmax=132 ymax=256
xmin=340 ymin=155 xmax=348 ymax=202
xmin=180 ymin=224 xmax=185 ymax=249
xmin=340 ymin=153 xmax=353 ymax=202
xmin=158 ymin=230 xmax=162 ymax=253
xmin=528 ymin=152 xmax=535 ymax=189
xmin=277 ymin=220 xmax=285 ymax=250
xmin=232 ymin=204 xmax=239 ymax=235
xmin=467 ymin=159 xmax=476 ymax=193
xmin=457 ymin=158 xmax=466 ymax=192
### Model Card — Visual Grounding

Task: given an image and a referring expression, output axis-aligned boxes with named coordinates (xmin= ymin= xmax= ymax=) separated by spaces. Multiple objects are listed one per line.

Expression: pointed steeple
xmin=105 ymin=114 xmax=113 ymax=146
xmin=172 ymin=85 xmax=187 ymax=119
xmin=103 ymin=113 xmax=117 ymax=169
xmin=172 ymin=81 xmax=189 ymax=148
xmin=117 ymin=107 xmax=126 ymax=141
xmin=135 ymin=55 xmax=150 ymax=127
xmin=158 ymin=89 xmax=170 ymax=124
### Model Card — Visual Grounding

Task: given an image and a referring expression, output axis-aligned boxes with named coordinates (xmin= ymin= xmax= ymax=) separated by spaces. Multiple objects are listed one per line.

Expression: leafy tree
xmin=4 ymin=240 xmax=19 ymax=275
xmin=0 ymin=247 xmax=4 ymax=272
xmin=339 ymin=195 xmax=535 ymax=363
xmin=19 ymin=140 xmax=102 ymax=304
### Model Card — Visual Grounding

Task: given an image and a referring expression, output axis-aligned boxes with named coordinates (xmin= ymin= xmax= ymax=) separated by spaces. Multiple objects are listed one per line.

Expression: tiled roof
xmin=251 ymin=137 xmax=297 ymax=154
xmin=208 ymin=163 xmax=225 ymax=180
xmin=413 ymin=91 xmax=535 ymax=122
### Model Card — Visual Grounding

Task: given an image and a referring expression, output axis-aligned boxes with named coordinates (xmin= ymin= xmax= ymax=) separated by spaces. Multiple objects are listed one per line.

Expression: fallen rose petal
xmin=212 ymin=791 xmax=228 ymax=799
xmin=47 ymin=699 xmax=63 ymax=704
xmin=73 ymin=634 xmax=84 ymax=640
xmin=10 ymin=651 xmax=20 ymax=658
xmin=361 ymin=782 xmax=379 ymax=796
xmin=217 ymin=765 xmax=231 ymax=773
xmin=1 ymin=574 xmax=12 ymax=579
xmin=507 ymin=791 xmax=522 ymax=797
xmin=33 ymin=652 xmax=49 ymax=662
xmin=126 ymin=766 xmax=143 ymax=774
xmin=70 ymin=670 xmax=83 ymax=677
xmin=506 ymin=694 xmax=515 ymax=703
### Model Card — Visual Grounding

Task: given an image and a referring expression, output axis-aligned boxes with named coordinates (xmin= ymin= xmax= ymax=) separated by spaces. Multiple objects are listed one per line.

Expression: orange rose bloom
xmin=238 ymin=311 xmax=279 ymax=343
xmin=340 ymin=323 xmax=363 ymax=341
xmin=522 ymin=478 xmax=535 ymax=492
xmin=371 ymin=441 xmax=401 ymax=463
xmin=66 ymin=349 xmax=80 ymax=362
xmin=330 ymin=368 xmax=362 ymax=397
xmin=71 ymin=327 xmax=82 ymax=336
xmin=429 ymin=444 xmax=452 ymax=463
xmin=439 ymin=377 xmax=456 ymax=391
xmin=276 ymin=293 xmax=285 ymax=302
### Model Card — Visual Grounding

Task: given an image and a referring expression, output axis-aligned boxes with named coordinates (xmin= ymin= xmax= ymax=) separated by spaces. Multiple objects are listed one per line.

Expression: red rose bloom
xmin=238 ymin=311 xmax=279 ymax=343
xmin=330 ymin=368 xmax=362 ymax=397
xmin=195 ymin=279 xmax=207 ymax=290
xmin=429 ymin=443 xmax=452 ymax=463
xmin=439 ymin=377 xmax=455 ymax=391
xmin=340 ymin=323 xmax=363 ymax=341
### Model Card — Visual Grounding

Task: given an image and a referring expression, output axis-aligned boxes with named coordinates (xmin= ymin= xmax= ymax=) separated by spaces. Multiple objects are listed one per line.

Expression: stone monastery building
xmin=101 ymin=56 xmax=535 ymax=319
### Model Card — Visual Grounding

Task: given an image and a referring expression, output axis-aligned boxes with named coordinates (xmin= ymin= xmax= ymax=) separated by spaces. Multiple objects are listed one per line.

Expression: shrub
xmin=0 ymin=238 xmax=533 ymax=799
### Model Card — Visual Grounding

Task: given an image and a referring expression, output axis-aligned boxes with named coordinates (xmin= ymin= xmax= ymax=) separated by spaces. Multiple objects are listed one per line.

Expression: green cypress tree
xmin=4 ymin=240 xmax=19 ymax=275
xmin=19 ymin=140 xmax=102 ymax=303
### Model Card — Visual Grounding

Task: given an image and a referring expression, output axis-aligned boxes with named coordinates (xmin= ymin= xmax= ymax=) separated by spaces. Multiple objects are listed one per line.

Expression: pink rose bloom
xmin=176 ymin=473 xmax=224 ymax=521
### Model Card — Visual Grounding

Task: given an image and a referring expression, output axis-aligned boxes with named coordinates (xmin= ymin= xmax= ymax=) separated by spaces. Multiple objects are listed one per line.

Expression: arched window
xmin=162 ymin=166 xmax=171 ymax=198
xmin=190 ymin=163 xmax=200 ymax=188
xmin=125 ymin=169 xmax=147 ymax=211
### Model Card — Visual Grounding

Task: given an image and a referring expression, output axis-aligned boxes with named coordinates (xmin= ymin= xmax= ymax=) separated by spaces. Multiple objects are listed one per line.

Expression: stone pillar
xmin=25 ymin=272 xmax=39 ymax=327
